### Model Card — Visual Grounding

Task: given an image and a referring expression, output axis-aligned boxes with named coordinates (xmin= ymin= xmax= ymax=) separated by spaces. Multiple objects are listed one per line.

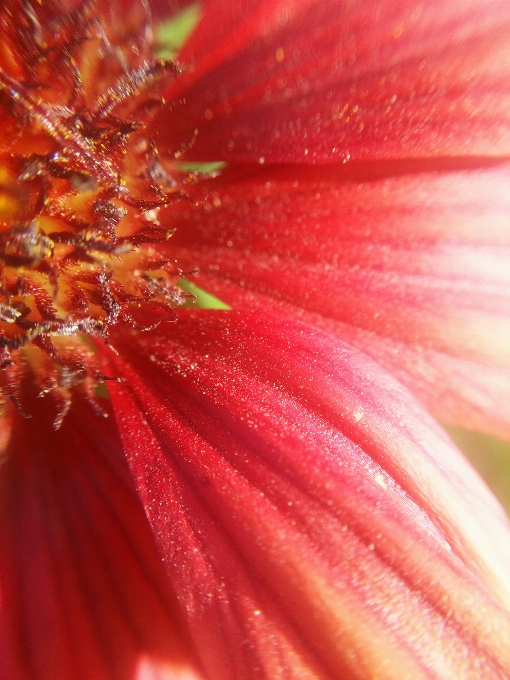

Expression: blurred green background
xmin=446 ymin=427 xmax=510 ymax=518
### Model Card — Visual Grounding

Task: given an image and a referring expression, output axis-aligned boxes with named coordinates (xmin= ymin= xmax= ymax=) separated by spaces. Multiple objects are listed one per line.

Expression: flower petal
xmin=154 ymin=0 xmax=510 ymax=162
xmin=167 ymin=161 xmax=510 ymax=438
xmin=0 ymin=397 xmax=203 ymax=680
xmin=102 ymin=311 xmax=510 ymax=680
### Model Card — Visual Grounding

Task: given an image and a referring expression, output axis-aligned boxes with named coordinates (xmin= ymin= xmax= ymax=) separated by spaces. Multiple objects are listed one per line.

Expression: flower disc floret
xmin=0 ymin=0 xmax=189 ymax=424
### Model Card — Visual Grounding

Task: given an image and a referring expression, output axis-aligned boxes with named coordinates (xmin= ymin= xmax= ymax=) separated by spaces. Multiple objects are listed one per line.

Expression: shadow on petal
xmin=0 ymin=395 xmax=204 ymax=680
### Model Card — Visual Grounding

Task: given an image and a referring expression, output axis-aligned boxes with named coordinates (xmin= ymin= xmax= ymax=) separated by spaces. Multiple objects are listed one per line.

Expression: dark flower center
xmin=0 ymin=0 xmax=189 ymax=425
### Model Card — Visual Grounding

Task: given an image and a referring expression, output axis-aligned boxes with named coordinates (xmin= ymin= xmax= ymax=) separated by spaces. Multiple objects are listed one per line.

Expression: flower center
xmin=0 ymin=0 xmax=189 ymax=426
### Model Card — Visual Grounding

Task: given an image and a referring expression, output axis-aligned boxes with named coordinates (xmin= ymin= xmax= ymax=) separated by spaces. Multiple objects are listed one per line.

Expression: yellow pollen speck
xmin=144 ymin=208 xmax=161 ymax=225
xmin=393 ymin=23 xmax=404 ymax=39
xmin=375 ymin=474 xmax=387 ymax=489
xmin=338 ymin=103 xmax=349 ymax=119
xmin=354 ymin=408 xmax=364 ymax=422
xmin=275 ymin=47 xmax=285 ymax=63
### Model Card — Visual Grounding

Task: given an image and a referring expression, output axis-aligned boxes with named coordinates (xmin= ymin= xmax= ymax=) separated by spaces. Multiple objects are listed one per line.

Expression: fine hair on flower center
xmin=0 ymin=0 xmax=194 ymax=425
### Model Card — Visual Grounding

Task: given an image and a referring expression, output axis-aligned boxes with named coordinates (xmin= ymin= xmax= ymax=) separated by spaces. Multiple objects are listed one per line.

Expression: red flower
xmin=1 ymin=1 xmax=510 ymax=679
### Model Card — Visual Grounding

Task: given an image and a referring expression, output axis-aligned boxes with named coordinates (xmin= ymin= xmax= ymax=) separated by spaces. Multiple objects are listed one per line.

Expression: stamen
xmin=0 ymin=0 xmax=192 ymax=426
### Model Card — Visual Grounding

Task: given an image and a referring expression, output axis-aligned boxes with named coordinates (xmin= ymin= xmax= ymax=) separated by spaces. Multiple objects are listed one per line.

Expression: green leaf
xmin=445 ymin=425 xmax=510 ymax=517
xmin=156 ymin=3 xmax=203 ymax=59
xmin=179 ymin=278 xmax=232 ymax=309
xmin=179 ymin=161 xmax=227 ymax=174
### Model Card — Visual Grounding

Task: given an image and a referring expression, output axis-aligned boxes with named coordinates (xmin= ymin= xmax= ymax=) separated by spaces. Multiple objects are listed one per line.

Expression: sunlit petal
xmin=100 ymin=311 xmax=510 ymax=679
xmin=154 ymin=0 xmax=510 ymax=162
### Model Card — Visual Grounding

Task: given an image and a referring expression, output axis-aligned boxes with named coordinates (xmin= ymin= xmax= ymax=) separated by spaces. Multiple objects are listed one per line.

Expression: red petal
xmin=154 ymin=0 xmax=510 ymax=162
xmin=101 ymin=311 xmax=510 ymax=680
xmin=166 ymin=161 xmax=510 ymax=437
xmin=149 ymin=1 xmax=195 ymax=22
xmin=0 ymin=397 xmax=203 ymax=680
